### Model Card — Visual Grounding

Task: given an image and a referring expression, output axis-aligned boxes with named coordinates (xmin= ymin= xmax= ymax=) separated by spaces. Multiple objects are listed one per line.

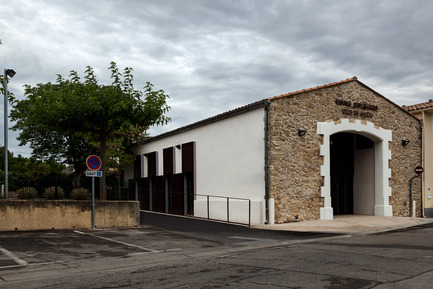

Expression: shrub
xmin=70 ymin=188 xmax=91 ymax=200
xmin=43 ymin=186 xmax=65 ymax=199
xmin=16 ymin=187 xmax=38 ymax=199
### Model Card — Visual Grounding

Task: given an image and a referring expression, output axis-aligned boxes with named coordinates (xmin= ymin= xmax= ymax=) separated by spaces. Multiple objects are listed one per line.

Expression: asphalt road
xmin=0 ymin=213 xmax=432 ymax=288
xmin=140 ymin=211 xmax=339 ymax=245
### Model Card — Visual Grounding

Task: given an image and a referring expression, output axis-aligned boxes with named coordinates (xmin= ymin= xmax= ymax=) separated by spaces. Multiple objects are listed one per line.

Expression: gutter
xmin=264 ymin=100 xmax=270 ymax=224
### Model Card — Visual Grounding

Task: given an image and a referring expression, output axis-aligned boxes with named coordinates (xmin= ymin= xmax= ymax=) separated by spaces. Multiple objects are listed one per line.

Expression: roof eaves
xmin=268 ymin=77 xmax=358 ymax=101
xmin=143 ymin=99 xmax=268 ymax=143
xmin=402 ymin=100 xmax=433 ymax=112
xmin=353 ymin=80 xmax=421 ymax=122
xmin=267 ymin=77 xmax=419 ymax=122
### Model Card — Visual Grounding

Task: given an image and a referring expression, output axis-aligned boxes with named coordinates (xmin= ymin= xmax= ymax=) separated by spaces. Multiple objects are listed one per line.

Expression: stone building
xmin=403 ymin=100 xmax=433 ymax=217
xmin=125 ymin=77 xmax=422 ymax=225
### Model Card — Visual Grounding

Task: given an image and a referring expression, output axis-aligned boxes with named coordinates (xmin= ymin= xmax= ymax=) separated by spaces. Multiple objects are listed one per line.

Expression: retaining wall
xmin=0 ymin=200 xmax=140 ymax=231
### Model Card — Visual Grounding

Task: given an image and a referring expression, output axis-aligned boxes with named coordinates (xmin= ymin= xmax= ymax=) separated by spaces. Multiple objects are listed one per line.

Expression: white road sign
xmin=85 ymin=170 xmax=103 ymax=177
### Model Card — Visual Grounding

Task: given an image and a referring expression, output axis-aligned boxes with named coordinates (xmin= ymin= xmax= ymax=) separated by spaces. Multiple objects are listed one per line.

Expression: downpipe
xmin=410 ymin=175 xmax=421 ymax=217
xmin=264 ymin=100 xmax=270 ymax=224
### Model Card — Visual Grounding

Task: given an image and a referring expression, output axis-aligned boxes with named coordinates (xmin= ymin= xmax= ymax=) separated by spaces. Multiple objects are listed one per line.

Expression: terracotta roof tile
xmin=403 ymin=100 xmax=433 ymax=112
xmin=268 ymin=77 xmax=358 ymax=100
xmin=143 ymin=77 xmax=418 ymax=144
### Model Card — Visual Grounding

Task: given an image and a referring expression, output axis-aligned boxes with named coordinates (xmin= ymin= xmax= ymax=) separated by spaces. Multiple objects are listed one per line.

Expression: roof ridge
xmin=403 ymin=99 xmax=433 ymax=112
xmin=143 ymin=99 xmax=268 ymax=143
xmin=268 ymin=77 xmax=358 ymax=101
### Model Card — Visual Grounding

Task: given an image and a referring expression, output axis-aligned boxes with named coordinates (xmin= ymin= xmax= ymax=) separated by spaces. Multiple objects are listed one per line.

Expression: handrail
xmin=137 ymin=188 xmax=252 ymax=227
xmin=196 ymin=193 xmax=251 ymax=227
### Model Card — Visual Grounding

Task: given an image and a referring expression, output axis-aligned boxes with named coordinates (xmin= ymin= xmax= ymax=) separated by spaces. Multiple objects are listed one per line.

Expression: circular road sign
xmin=415 ymin=166 xmax=424 ymax=175
xmin=86 ymin=155 xmax=102 ymax=171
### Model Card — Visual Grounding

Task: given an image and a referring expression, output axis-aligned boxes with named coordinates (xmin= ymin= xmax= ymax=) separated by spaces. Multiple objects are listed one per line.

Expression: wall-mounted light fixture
xmin=402 ymin=139 xmax=410 ymax=146
xmin=298 ymin=129 xmax=307 ymax=137
xmin=175 ymin=144 xmax=181 ymax=149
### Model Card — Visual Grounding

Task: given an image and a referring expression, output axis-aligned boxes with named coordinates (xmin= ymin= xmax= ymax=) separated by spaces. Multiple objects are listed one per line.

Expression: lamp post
xmin=3 ymin=69 xmax=16 ymax=199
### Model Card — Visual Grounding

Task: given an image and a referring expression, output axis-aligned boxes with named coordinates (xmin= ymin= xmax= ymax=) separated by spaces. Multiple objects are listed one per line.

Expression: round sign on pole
xmin=415 ymin=166 xmax=424 ymax=175
xmin=86 ymin=155 xmax=102 ymax=171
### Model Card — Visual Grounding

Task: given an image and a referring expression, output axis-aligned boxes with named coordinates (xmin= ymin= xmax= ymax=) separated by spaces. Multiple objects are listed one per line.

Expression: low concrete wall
xmin=0 ymin=200 xmax=140 ymax=231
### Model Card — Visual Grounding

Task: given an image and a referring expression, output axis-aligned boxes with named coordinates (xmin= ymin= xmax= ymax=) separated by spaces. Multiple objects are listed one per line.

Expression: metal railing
xmin=136 ymin=186 xmax=252 ymax=227
xmin=196 ymin=193 xmax=252 ymax=227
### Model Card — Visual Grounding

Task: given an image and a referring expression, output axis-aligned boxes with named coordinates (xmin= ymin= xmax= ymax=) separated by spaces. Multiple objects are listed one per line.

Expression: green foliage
xmin=106 ymin=137 xmax=136 ymax=177
xmin=0 ymin=76 xmax=15 ymax=104
xmin=16 ymin=187 xmax=38 ymax=199
xmin=0 ymin=147 xmax=67 ymax=191
xmin=106 ymin=137 xmax=136 ymax=197
xmin=12 ymin=62 xmax=170 ymax=139
xmin=70 ymin=188 xmax=91 ymax=200
xmin=11 ymin=62 xmax=170 ymax=198
xmin=43 ymin=186 xmax=65 ymax=199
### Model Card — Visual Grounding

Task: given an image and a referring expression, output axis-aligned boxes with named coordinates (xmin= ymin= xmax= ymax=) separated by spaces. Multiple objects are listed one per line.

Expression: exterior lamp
xmin=5 ymin=69 xmax=16 ymax=78
xmin=402 ymin=139 xmax=410 ymax=146
xmin=298 ymin=129 xmax=307 ymax=137
xmin=3 ymin=69 xmax=16 ymax=199
xmin=175 ymin=144 xmax=181 ymax=149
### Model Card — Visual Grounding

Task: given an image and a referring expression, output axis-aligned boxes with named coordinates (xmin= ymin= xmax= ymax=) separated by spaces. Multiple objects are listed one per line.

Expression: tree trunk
xmin=99 ymin=132 xmax=109 ymax=200
xmin=74 ymin=170 xmax=84 ymax=188
xmin=117 ymin=174 xmax=121 ymax=200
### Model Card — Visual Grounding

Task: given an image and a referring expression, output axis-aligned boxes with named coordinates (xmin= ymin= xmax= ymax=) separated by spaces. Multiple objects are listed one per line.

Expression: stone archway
xmin=317 ymin=119 xmax=392 ymax=220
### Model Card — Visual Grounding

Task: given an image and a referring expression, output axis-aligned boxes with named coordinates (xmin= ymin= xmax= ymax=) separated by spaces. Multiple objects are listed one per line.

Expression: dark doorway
xmin=330 ymin=133 xmax=374 ymax=215
xmin=331 ymin=133 xmax=354 ymax=215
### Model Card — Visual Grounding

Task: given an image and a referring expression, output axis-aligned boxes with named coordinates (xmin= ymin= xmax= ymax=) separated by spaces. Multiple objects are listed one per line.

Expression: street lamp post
xmin=3 ymin=69 xmax=16 ymax=199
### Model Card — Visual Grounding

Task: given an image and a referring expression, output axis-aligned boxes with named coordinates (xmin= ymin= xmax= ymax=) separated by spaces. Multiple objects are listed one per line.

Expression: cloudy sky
xmin=1 ymin=0 xmax=433 ymax=157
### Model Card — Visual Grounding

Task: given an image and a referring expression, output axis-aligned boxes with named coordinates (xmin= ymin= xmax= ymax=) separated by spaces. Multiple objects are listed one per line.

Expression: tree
xmin=106 ymin=137 xmax=136 ymax=198
xmin=11 ymin=119 xmax=96 ymax=188
xmin=0 ymin=147 xmax=67 ymax=192
xmin=11 ymin=62 xmax=170 ymax=199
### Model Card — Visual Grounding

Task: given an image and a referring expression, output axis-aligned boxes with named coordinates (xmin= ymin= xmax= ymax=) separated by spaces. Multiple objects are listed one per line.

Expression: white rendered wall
xmin=131 ymin=107 xmax=267 ymax=225
xmin=353 ymin=148 xmax=375 ymax=215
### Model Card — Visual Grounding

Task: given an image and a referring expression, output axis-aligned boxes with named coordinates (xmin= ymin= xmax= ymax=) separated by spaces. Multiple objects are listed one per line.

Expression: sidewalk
xmin=252 ymin=215 xmax=433 ymax=235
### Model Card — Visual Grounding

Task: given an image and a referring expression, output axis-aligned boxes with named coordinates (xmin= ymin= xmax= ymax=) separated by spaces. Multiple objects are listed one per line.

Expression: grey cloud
xmin=1 ymin=0 xmax=433 ymax=156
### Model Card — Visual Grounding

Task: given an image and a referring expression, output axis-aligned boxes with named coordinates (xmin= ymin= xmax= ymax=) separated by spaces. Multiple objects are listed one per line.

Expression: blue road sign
xmin=86 ymin=155 xmax=102 ymax=171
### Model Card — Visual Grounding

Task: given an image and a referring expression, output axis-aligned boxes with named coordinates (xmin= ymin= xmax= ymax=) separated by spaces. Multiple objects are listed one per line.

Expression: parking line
xmin=74 ymin=231 xmax=160 ymax=253
xmin=0 ymin=246 xmax=27 ymax=266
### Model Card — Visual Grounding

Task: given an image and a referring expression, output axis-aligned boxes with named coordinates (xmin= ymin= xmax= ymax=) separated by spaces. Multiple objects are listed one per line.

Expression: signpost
xmin=415 ymin=166 xmax=424 ymax=175
xmin=410 ymin=166 xmax=423 ymax=217
xmin=86 ymin=155 xmax=102 ymax=229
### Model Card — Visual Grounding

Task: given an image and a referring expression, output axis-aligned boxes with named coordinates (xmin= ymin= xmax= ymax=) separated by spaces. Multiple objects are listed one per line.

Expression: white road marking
xmin=228 ymin=236 xmax=271 ymax=241
xmin=74 ymin=230 xmax=160 ymax=253
xmin=0 ymin=261 xmax=62 ymax=270
xmin=0 ymin=247 xmax=28 ymax=266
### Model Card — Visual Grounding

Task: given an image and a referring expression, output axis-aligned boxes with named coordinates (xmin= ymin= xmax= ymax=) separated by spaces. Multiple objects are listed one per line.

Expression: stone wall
xmin=267 ymin=79 xmax=422 ymax=223
xmin=0 ymin=200 xmax=140 ymax=231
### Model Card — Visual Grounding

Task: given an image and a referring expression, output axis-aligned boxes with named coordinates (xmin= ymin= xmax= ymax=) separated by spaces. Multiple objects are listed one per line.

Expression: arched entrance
xmin=331 ymin=132 xmax=375 ymax=215
xmin=317 ymin=119 xmax=392 ymax=220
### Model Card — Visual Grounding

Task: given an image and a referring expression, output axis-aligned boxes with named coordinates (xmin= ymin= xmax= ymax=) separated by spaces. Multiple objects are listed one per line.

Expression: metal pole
xmin=249 ymin=199 xmax=251 ymax=228
xmin=410 ymin=175 xmax=421 ymax=217
xmin=227 ymin=197 xmax=230 ymax=223
xmin=207 ymin=195 xmax=209 ymax=219
xmin=92 ymin=176 xmax=95 ymax=229
xmin=3 ymin=71 xmax=8 ymax=199
xmin=135 ymin=180 xmax=138 ymax=201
